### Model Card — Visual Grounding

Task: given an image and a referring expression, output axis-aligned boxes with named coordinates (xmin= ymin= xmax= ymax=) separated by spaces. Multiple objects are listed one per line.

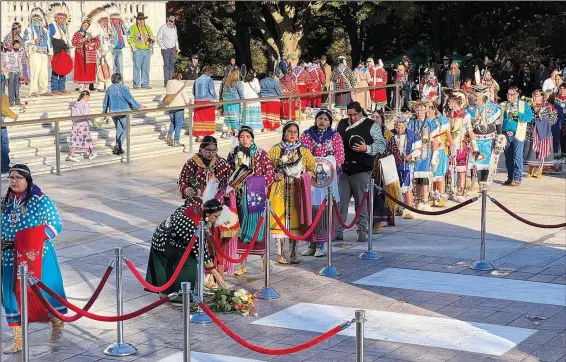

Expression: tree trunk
xmin=281 ymin=31 xmax=303 ymax=61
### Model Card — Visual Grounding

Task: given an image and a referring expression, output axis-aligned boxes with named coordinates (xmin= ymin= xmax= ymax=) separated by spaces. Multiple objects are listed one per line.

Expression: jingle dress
xmin=369 ymin=66 xmax=388 ymax=108
xmin=293 ymin=66 xmax=310 ymax=111
xmin=331 ymin=64 xmax=356 ymax=109
xmin=1 ymin=185 xmax=67 ymax=326
xmin=71 ymin=31 xmax=100 ymax=84
xmin=226 ymin=145 xmax=275 ymax=244
xmin=306 ymin=64 xmax=325 ymax=109
xmin=407 ymin=117 xmax=437 ymax=181
xmin=268 ymin=143 xmax=316 ymax=239
xmin=524 ymin=102 xmax=557 ymax=170
xmin=145 ymin=204 xmax=214 ymax=294
xmin=446 ymin=109 xmax=472 ymax=174
xmin=299 ymin=127 xmax=344 ymax=245
xmin=431 ymin=114 xmax=451 ymax=181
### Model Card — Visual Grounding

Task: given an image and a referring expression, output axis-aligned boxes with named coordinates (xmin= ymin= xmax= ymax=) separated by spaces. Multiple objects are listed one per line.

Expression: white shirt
xmin=156 ymin=24 xmax=179 ymax=50
xmin=542 ymin=77 xmax=557 ymax=93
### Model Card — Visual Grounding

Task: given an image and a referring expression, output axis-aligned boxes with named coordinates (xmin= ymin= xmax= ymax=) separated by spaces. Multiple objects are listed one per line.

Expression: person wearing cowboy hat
xmin=500 ymin=86 xmax=533 ymax=186
xmin=127 ymin=11 xmax=154 ymax=89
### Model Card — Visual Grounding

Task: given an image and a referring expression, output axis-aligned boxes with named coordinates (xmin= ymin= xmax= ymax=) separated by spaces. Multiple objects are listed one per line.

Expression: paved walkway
xmin=1 ymin=132 xmax=565 ymax=362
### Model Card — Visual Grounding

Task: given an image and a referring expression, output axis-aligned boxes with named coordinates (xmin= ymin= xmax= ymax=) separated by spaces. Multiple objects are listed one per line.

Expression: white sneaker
xmin=66 ymin=155 xmax=80 ymax=162
xmin=301 ymin=248 xmax=315 ymax=256
xmin=314 ymin=248 xmax=326 ymax=257
xmin=416 ymin=202 xmax=425 ymax=211
xmin=455 ymin=195 xmax=465 ymax=203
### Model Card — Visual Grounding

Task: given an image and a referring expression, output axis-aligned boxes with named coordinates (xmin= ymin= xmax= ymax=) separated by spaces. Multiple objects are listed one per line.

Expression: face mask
xmin=32 ymin=20 xmax=41 ymax=27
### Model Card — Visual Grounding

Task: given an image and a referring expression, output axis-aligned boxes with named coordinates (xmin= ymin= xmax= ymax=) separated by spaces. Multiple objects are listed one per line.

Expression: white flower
xmin=237 ymin=288 xmax=247 ymax=294
xmin=280 ymin=155 xmax=289 ymax=163
xmin=237 ymin=151 xmax=244 ymax=159
xmin=240 ymin=295 xmax=248 ymax=302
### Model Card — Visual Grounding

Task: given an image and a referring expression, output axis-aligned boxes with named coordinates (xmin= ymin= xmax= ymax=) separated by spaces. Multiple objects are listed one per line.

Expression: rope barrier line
xmin=124 ymin=234 xmax=197 ymax=293
xmin=489 ymin=196 xmax=566 ymax=229
xmin=270 ymin=199 xmax=328 ymax=241
xmin=378 ymin=187 xmax=478 ymax=215
xmin=213 ymin=216 xmax=265 ymax=263
xmin=31 ymin=281 xmax=174 ymax=322
xmin=197 ymin=301 xmax=351 ymax=355
xmin=47 ymin=264 xmax=114 ymax=323
xmin=333 ymin=192 xmax=369 ymax=229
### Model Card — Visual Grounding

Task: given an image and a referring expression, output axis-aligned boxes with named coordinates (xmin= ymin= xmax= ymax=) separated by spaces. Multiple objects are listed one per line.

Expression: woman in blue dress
xmin=1 ymin=164 xmax=67 ymax=354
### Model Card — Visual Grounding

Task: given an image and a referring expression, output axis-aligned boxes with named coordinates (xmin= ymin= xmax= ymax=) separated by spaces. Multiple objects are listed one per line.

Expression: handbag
xmin=162 ymin=81 xmax=188 ymax=106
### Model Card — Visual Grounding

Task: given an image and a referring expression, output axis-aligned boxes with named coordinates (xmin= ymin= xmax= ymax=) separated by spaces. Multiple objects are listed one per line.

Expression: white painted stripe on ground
xmin=354 ymin=268 xmax=566 ymax=306
xmin=158 ymin=351 xmax=264 ymax=362
xmin=252 ymin=303 xmax=536 ymax=355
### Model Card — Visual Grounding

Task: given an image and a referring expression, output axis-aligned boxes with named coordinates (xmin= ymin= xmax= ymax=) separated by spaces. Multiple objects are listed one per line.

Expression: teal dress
xmin=1 ymin=185 xmax=67 ymax=326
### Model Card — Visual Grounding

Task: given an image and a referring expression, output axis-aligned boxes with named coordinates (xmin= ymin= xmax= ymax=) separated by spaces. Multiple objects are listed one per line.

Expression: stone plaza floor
xmin=1 ymin=132 xmax=565 ymax=362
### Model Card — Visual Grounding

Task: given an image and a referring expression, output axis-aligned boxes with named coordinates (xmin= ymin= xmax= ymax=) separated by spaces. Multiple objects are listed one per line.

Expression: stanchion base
xmin=471 ymin=260 xmax=495 ymax=271
xmin=359 ymin=250 xmax=382 ymax=260
xmin=190 ymin=311 xmax=212 ymax=324
xmin=318 ymin=265 xmax=341 ymax=277
xmin=255 ymin=287 xmax=280 ymax=300
xmin=104 ymin=342 xmax=137 ymax=356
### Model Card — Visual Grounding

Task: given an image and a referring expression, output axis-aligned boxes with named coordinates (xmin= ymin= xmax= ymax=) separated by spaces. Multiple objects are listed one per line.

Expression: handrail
xmin=0 ymin=84 xmax=399 ymax=128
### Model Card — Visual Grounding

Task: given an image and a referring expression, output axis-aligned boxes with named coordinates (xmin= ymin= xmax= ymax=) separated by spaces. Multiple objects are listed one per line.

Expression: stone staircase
xmin=3 ymin=81 xmax=232 ymax=176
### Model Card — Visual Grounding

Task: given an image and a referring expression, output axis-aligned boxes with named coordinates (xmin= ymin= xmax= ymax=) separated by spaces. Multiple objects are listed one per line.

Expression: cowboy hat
xmin=135 ymin=12 xmax=147 ymax=20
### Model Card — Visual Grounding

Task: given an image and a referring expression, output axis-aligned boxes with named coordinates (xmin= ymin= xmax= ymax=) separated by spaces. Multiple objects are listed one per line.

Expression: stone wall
xmin=1 ymin=1 xmax=167 ymax=82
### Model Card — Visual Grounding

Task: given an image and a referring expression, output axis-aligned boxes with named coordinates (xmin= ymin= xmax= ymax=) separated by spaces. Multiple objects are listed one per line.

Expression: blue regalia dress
xmin=1 ymin=185 xmax=67 ymax=326
xmin=466 ymin=102 xmax=502 ymax=171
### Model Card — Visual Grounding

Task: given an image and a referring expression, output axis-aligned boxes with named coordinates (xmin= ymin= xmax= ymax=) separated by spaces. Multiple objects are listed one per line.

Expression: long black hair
xmin=2 ymin=164 xmax=34 ymax=212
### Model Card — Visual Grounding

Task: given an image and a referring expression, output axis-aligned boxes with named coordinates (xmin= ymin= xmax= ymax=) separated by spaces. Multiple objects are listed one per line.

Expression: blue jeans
xmin=161 ymin=48 xmax=175 ymax=85
xmin=1 ymin=127 xmax=10 ymax=171
xmin=132 ymin=49 xmax=151 ymax=88
xmin=112 ymin=48 xmax=123 ymax=77
xmin=8 ymin=73 xmax=20 ymax=103
xmin=50 ymin=72 xmax=66 ymax=92
xmin=113 ymin=116 xmax=126 ymax=147
xmin=168 ymin=110 xmax=184 ymax=142
xmin=504 ymin=134 xmax=524 ymax=182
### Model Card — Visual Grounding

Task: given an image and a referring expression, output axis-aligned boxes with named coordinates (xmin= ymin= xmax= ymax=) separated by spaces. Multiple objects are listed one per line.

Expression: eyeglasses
xmin=8 ymin=176 xmax=25 ymax=181
xmin=347 ymin=112 xmax=360 ymax=118
xmin=202 ymin=148 xmax=218 ymax=154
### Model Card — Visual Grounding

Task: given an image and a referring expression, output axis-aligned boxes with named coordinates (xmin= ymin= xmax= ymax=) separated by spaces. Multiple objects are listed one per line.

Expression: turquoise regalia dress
xmin=407 ymin=117 xmax=437 ymax=180
xmin=1 ymin=185 xmax=67 ymax=326
xmin=466 ymin=101 xmax=502 ymax=173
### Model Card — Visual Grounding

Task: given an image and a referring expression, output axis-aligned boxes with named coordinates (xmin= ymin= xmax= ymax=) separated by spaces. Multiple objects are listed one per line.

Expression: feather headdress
xmin=29 ymin=7 xmax=48 ymax=28
xmin=104 ymin=3 xmax=122 ymax=19
xmin=47 ymin=2 xmax=71 ymax=24
xmin=86 ymin=6 xmax=110 ymax=36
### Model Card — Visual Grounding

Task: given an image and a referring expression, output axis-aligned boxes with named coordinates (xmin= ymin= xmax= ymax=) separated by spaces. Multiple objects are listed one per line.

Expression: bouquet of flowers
xmin=206 ymin=288 xmax=256 ymax=316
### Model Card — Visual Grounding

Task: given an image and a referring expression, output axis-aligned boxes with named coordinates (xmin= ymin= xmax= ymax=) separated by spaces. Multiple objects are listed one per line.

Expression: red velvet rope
xmin=32 ymin=281 xmax=171 ymax=322
xmin=124 ymin=234 xmax=197 ymax=293
xmin=489 ymin=197 xmax=566 ymax=229
xmin=213 ymin=216 xmax=265 ymax=263
xmin=333 ymin=192 xmax=369 ymax=229
xmin=198 ymin=301 xmax=346 ymax=355
xmin=56 ymin=265 xmax=114 ymax=322
xmin=379 ymin=187 xmax=478 ymax=215
xmin=270 ymin=199 xmax=328 ymax=241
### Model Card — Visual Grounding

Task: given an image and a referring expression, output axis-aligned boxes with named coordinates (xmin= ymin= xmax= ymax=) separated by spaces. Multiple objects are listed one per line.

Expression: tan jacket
xmin=165 ymin=79 xmax=191 ymax=108
xmin=323 ymin=63 xmax=332 ymax=88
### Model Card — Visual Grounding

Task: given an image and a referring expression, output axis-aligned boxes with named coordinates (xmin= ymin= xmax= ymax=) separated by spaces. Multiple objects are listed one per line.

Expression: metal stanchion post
xmin=190 ymin=221 xmax=212 ymax=324
xmin=126 ymin=114 xmax=131 ymax=164
xmin=355 ymin=310 xmax=366 ymax=362
xmin=104 ymin=248 xmax=137 ymax=356
xmin=182 ymin=282 xmax=191 ymax=362
xmin=255 ymin=199 xmax=280 ymax=299
xmin=360 ymin=180 xmax=381 ymax=260
xmin=364 ymin=89 xmax=369 ymax=112
xmin=319 ymin=186 xmax=340 ymax=276
xmin=472 ymin=190 xmax=494 ymax=270
xmin=188 ymin=107 xmax=194 ymax=155
xmin=19 ymin=264 xmax=30 ymax=362
xmin=55 ymin=120 xmax=61 ymax=175
xmin=242 ymin=101 xmax=247 ymax=126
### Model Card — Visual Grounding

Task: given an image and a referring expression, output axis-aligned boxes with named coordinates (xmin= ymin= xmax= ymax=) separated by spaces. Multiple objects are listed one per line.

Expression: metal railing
xmin=0 ymin=84 xmax=401 ymax=175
